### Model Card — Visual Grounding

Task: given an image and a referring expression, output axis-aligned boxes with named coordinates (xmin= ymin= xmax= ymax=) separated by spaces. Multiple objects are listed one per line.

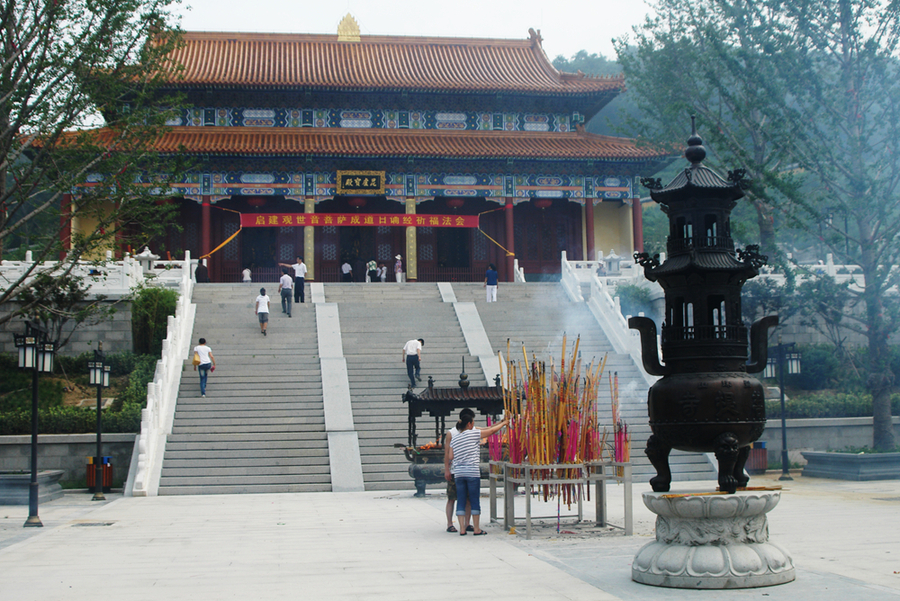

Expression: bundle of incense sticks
xmin=495 ymin=335 xmax=609 ymax=507
xmin=610 ymin=371 xmax=631 ymax=474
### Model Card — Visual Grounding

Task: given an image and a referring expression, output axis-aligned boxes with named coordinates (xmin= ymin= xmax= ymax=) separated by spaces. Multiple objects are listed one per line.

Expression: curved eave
xmin=90 ymin=127 xmax=667 ymax=162
xmin=151 ymin=31 xmax=625 ymax=97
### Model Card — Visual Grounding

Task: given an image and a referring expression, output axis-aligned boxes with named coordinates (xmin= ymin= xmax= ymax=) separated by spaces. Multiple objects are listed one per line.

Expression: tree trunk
xmin=862 ymin=262 xmax=897 ymax=451
xmin=753 ymin=199 xmax=777 ymax=258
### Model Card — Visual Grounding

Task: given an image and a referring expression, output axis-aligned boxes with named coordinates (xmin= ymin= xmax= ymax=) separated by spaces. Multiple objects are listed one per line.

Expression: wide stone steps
xmin=158 ymin=285 xmax=330 ymax=495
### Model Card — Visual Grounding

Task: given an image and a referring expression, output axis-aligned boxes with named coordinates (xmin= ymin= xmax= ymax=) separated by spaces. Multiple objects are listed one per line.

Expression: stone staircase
xmin=156 ymin=280 xmax=714 ymax=496
xmin=158 ymin=283 xmax=331 ymax=495
xmin=323 ymin=283 xmax=487 ymax=491
xmin=451 ymin=283 xmax=715 ymax=481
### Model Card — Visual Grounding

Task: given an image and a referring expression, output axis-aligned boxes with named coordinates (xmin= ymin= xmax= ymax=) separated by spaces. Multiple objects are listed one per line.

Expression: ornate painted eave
xmin=59 ymin=126 xmax=665 ymax=161
xmin=152 ymin=30 xmax=624 ymax=96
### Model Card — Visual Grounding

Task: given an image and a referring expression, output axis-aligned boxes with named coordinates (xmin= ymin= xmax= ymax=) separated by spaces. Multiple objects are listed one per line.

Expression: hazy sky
xmin=174 ymin=0 xmax=655 ymax=60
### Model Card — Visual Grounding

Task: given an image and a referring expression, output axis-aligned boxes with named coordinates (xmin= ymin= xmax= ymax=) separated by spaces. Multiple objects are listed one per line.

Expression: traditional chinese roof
xmin=71 ymin=126 xmax=663 ymax=161
xmin=154 ymin=30 xmax=624 ymax=97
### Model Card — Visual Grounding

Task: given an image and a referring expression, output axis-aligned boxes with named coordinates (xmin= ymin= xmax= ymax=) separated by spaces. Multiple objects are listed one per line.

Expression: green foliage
xmin=55 ymin=350 xmax=143 ymax=378
xmin=130 ymin=285 xmax=178 ymax=355
xmin=615 ymin=283 xmax=655 ymax=320
xmin=112 ymin=354 xmax=158 ymax=410
xmin=16 ymin=273 xmax=115 ymax=351
xmin=0 ymin=403 xmax=141 ymax=435
xmin=0 ymin=375 xmax=64 ymax=412
xmin=552 ymin=51 xmax=622 ymax=77
xmin=641 ymin=203 xmax=668 ymax=258
xmin=784 ymin=345 xmax=847 ymax=391
xmin=0 ymin=1 xmax=189 ymax=328
xmin=767 ymin=392 xmax=900 ymax=419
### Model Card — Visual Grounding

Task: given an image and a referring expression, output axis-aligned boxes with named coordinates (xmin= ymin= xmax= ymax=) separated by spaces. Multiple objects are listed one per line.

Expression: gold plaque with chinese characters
xmin=336 ymin=170 xmax=385 ymax=195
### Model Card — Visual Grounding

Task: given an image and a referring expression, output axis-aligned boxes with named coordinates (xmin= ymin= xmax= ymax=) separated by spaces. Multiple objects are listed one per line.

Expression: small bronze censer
xmin=629 ymin=119 xmax=777 ymax=494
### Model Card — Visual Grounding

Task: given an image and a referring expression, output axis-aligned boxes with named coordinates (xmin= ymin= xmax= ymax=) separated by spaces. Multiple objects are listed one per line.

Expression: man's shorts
xmin=447 ymin=474 xmax=457 ymax=501
xmin=258 ymin=312 xmax=269 ymax=323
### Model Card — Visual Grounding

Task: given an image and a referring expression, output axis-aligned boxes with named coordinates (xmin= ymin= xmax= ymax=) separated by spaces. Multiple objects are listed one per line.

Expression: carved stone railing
xmin=130 ymin=251 xmax=196 ymax=497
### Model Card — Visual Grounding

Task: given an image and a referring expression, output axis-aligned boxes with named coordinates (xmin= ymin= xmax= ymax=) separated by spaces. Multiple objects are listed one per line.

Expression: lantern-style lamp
xmin=12 ymin=322 xmax=55 ymax=527
xmin=88 ymin=344 xmax=110 ymax=500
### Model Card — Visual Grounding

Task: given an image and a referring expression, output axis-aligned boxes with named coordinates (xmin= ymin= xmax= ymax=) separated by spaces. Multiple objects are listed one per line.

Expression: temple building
xmin=67 ymin=15 xmax=669 ymax=282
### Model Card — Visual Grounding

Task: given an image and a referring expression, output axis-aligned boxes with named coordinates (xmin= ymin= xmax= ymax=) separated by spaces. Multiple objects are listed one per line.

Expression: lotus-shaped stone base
xmin=632 ymin=490 xmax=795 ymax=589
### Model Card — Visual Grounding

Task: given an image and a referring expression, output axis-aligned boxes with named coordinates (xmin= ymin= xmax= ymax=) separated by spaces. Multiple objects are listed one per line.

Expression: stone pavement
xmin=0 ymin=472 xmax=898 ymax=600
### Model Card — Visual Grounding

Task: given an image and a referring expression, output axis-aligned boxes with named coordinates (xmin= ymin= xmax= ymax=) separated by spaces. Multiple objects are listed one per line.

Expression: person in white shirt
xmin=341 ymin=261 xmax=353 ymax=282
xmin=401 ymin=338 xmax=424 ymax=387
xmin=193 ymin=338 xmax=216 ymax=397
xmin=241 ymin=266 xmax=252 ymax=283
xmin=255 ymin=288 xmax=270 ymax=336
xmin=394 ymin=255 xmax=403 ymax=283
xmin=278 ymin=268 xmax=293 ymax=317
xmin=377 ymin=263 xmax=387 ymax=283
xmin=279 ymin=256 xmax=307 ymax=303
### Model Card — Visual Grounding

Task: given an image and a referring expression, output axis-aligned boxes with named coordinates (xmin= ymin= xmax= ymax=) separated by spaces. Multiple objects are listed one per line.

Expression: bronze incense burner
xmin=629 ymin=121 xmax=776 ymax=494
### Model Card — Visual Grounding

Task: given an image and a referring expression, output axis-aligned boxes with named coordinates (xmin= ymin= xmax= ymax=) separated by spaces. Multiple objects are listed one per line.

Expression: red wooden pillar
xmin=585 ymin=198 xmax=595 ymax=261
xmin=59 ymin=193 xmax=72 ymax=260
xmin=504 ymin=198 xmax=515 ymax=282
xmin=632 ymin=196 xmax=644 ymax=253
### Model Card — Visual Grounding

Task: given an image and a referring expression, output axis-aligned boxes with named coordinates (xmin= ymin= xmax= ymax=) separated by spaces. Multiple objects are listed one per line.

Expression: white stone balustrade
xmin=129 ymin=252 xmax=196 ymax=497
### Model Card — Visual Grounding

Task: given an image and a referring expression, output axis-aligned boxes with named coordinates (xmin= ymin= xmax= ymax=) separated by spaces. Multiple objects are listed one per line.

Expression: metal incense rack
xmin=488 ymin=460 xmax=633 ymax=540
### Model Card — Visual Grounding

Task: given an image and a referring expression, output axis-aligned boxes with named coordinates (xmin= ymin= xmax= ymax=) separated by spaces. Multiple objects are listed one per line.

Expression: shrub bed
xmin=767 ymin=391 xmax=900 ymax=419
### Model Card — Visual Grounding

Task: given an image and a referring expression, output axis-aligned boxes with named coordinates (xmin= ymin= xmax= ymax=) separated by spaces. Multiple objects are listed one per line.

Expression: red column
xmin=201 ymin=196 xmax=211 ymax=266
xmin=585 ymin=198 xmax=595 ymax=260
xmin=59 ymin=193 xmax=72 ymax=260
xmin=632 ymin=196 xmax=644 ymax=253
xmin=504 ymin=198 xmax=515 ymax=282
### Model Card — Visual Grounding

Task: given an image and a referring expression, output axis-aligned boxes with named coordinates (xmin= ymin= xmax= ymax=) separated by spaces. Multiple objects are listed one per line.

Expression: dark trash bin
xmin=746 ymin=442 xmax=768 ymax=475
xmin=86 ymin=456 xmax=113 ymax=492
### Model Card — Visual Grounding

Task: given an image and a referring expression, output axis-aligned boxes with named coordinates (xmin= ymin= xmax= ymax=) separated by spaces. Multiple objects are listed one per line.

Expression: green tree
xmin=0 ymin=0 xmax=187 ymax=324
xmin=17 ymin=272 xmax=116 ymax=351
xmin=618 ymin=0 xmax=900 ymax=450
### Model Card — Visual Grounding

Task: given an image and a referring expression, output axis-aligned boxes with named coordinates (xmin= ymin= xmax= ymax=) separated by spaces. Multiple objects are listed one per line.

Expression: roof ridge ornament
xmin=337 ymin=13 xmax=361 ymax=42
xmin=684 ymin=115 xmax=707 ymax=165
xmin=528 ymin=28 xmax=543 ymax=47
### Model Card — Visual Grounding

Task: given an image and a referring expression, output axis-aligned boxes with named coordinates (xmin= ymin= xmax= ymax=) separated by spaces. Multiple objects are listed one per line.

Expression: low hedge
xmin=767 ymin=391 xmax=900 ymax=419
xmin=0 ymin=402 xmax=142 ymax=435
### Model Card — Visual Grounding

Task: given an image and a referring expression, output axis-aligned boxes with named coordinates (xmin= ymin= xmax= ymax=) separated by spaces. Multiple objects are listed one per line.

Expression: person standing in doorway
xmin=194 ymin=259 xmax=209 ymax=283
xmin=394 ymin=255 xmax=403 ymax=283
xmin=377 ymin=263 xmax=387 ymax=283
xmin=279 ymin=256 xmax=307 ymax=303
xmin=242 ymin=265 xmax=252 ymax=283
xmin=193 ymin=338 xmax=216 ymax=397
xmin=278 ymin=268 xmax=293 ymax=317
xmin=366 ymin=259 xmax=378 ymax=283
xmin=401 ymin=338 xmax=424 ymax=387
xmin=255 ymin=287 xmax=270 ymax=336
xmin=341 ymin=260 xmax=353 ymax=282
xmin=484 ymin=263 xmax=499 ymax=302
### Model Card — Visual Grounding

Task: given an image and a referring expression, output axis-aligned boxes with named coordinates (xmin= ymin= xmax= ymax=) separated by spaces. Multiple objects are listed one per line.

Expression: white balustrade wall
xmin=129 ymin=252 xmax=195 ymax=497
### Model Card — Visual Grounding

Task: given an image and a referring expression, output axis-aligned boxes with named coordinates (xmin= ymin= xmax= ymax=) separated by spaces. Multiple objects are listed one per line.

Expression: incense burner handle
xmin=628 ymin=316 xmax=670 ymax=377
xmin=745 ymin=315 xmax=779 ymax=373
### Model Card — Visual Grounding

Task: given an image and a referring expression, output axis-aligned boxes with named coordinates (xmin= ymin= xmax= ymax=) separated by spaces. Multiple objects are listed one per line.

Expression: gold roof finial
xmin=337 ymin=13 xmax=361 ymax=42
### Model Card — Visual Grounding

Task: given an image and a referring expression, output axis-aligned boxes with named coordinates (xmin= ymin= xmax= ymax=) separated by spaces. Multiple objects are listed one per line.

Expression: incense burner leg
xmin=734 ymin=444 xmax=751 ymax=488
xmin=714 ymin=432 xmax=740 ymax=494
xmin=645 ymin=434 xmax=672 ymax=493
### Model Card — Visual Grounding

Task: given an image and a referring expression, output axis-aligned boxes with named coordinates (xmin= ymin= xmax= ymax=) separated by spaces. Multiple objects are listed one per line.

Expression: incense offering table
xmin=488 ymin=460 xmax=633 ymax=539
xmin=632 ymin=490 xmax=795 ymax=589
xmin=402 ymin=385 xmax=504 ymax=496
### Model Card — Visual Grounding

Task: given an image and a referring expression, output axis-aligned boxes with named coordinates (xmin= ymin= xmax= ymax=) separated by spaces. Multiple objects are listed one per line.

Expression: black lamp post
xmin=765 ymin=336 xmax=801 ymax=481
xmin=88 ymin=342 xmax=110 ymax=501
xmin=13 ymin=322 xmax=55 ymax=527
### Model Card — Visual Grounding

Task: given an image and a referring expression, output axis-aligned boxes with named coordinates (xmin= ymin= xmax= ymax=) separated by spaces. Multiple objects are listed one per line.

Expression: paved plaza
xmin=0 ymin=472 xmax=898 ymax=600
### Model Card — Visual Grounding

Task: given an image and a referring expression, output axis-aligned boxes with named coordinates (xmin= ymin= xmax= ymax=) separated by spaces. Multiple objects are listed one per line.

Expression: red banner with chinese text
xmin=240 ymin=213 xmax=479 ymax=228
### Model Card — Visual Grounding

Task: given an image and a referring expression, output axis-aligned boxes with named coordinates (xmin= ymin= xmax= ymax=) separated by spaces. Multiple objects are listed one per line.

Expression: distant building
xmin=63 ymin=16 xmax=669 ymax=282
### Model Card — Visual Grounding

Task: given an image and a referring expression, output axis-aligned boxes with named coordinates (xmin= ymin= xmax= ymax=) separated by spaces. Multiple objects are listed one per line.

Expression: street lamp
xmin=766 ymin=336 xmax=801 ymax=481
xmin=13 ymin=322 xmax=55 ymax=527
xmin=88 ymin=343 xmax=110 ymax=501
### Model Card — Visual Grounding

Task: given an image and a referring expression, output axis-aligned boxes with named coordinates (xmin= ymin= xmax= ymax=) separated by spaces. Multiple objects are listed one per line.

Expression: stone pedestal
xmin=632 ymin=490 xmax=795 ymax=589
